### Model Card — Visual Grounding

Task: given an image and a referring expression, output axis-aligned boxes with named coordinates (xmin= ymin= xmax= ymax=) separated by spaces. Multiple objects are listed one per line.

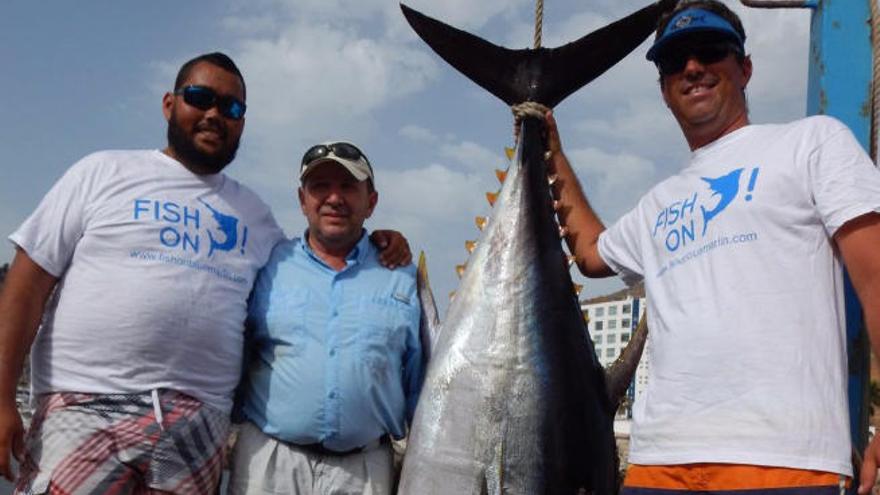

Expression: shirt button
xmin=329 ymin=348 xmax=336 ymax=357
xmin=328 ymin=391 xmax=337 ymax=399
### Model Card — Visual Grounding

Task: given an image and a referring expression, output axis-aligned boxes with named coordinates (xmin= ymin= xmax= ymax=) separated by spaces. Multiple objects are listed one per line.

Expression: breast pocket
xmin=263 ymin=289 xmax=310 ymax=358
xmin=357 ymin=296 xmax=417 ymax=382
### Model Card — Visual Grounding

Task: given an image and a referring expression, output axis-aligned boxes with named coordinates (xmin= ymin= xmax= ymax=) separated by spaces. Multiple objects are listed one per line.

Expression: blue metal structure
xmin=804 ymin=0 xmax=873 ymax=465
xmin=743 ymin=0 xmax=874 ymax=482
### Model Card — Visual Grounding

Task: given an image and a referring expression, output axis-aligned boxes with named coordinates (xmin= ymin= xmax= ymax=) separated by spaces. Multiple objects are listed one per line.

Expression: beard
xmin=166 ymin=111 xmax=240 ymax=175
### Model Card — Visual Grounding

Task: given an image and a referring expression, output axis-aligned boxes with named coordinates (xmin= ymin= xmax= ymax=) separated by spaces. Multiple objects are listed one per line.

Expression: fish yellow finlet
xmin=504 ymin=147 xmax=515 ymax=160
xmin=456 ymin=264 xmax=466 ymax=278
xmin=486 ymin=192 xmax=499 ymax=206
xmin=495 ymin=169 xmax=508 ymax=183
xmin=475 ymin=216 xmax=487 ymax=231
xmin=465 ymin=240 xmax=477 ymax=254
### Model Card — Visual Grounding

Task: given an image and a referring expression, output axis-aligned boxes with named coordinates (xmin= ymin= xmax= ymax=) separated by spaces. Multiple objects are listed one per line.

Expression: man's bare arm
xmin=0 ymin=248 xmax=58 ymax=481
xmin=834 ymin=213 xmax=880 ymax=494
xmin=544 ymin=111 xmax=615 ymax=278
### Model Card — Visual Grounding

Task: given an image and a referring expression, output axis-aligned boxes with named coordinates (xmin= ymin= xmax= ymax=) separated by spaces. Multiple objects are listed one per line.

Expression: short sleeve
xmin=807 ymin=117 xmax=880 ymax=236
xmin=9 ymin=155 xmax=100 ymax=277
xmin=598 ymin=205 xmax=646 ymax=287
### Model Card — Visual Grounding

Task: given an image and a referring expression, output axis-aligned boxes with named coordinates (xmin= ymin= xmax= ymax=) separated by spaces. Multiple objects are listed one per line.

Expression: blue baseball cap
xmin=646 ymin=8 xmax=744 ymax=61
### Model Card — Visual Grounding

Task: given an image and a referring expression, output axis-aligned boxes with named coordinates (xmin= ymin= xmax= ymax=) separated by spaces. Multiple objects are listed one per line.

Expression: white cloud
xmin=567 ymin=146 xmax=659 ymax=222
xmin=440 ymin=141 xmax=505 ymax=172
xmin=368 ymin=162 xmax=498 ymax=312
xmin=399 ymin=124 xmax=438 ymax=142
xmin=401 ymin=0 xmax=530 ymax=30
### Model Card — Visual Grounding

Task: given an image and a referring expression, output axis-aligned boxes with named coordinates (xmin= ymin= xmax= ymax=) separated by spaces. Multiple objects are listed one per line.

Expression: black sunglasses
xmin=174 ymin=85 xmax=246 ymax=120
xmin=301 ymin=142 xmax=372 ymax=170
xmin=656 ymin=41 xmax=743 ymax=76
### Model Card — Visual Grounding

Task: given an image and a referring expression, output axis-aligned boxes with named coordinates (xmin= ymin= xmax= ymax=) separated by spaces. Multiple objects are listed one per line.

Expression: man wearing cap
xmin=228 ymin=141 xmax=423 ymax=495
xmin=538 ymin=0 xmax=880 ymax=492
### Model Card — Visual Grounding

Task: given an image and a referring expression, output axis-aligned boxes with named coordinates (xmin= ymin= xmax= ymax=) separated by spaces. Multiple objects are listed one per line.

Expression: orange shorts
xmin=622 ymin=463 xmax=847 ymax=494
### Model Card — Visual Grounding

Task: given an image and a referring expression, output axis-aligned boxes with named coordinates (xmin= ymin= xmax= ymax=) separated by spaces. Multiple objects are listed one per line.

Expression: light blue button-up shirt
xmin=241 ymin=231 xmax=423 ymax=451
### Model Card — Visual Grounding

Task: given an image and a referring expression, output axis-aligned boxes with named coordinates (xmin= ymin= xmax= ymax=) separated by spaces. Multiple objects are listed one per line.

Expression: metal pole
xmin=743 ymin=0 xmax=872 ymax=489
xmin=739 ymin=0 xmax=817 ymax=8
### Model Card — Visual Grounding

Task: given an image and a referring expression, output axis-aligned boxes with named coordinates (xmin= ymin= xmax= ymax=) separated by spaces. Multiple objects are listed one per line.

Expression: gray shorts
xmin=228 ymin=421 xmax=393 ymax=495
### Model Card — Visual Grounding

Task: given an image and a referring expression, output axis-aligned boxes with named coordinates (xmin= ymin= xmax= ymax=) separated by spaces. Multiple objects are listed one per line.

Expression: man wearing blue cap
xmin=541 ymin=0 xmax=880 ymax=492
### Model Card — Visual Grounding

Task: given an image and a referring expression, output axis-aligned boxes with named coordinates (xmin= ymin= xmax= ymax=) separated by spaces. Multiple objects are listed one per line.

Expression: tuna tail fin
xmin=417 ymin=252 xmax=441 ymax=365
xmin=604 ymin=314 xmax=649 ymax=413
xmin=400 ymin=1 xmax=677 ymax=108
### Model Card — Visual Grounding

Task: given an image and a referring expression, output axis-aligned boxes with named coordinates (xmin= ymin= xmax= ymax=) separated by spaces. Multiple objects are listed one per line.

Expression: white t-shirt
xmin=10 ymin=150 xmax=284 ymax=413
xmin=598 ymin=116 xmax=880 ymax=476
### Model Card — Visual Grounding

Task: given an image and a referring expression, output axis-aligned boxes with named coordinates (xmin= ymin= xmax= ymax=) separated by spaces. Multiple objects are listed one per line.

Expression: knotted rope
xmin=510 ymin=2 xmax=549 ymax=141
xmin=511 ymin=101 xmax=551 ymax=121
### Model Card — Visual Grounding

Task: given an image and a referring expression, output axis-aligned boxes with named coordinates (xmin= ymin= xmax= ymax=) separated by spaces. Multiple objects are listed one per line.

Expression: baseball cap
xmin=300 ymin=141 xmax=374 ymax=182
xmin=646 ymin=8 xmax=744 ymax=61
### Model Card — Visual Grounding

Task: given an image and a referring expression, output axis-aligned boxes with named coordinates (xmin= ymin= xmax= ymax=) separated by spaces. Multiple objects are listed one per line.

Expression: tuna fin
xmin=400 ymin=1 xmax=677 ymax=108
xmin=417 ymin=252 xmax=441 ymax=364
xmin=475 ymin=216 xmax=487 ymax=231
xmin=604 ymin=313 xmax=649 ymax=413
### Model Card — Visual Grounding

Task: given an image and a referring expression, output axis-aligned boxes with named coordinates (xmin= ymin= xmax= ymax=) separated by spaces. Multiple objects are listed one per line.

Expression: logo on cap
xmin=673 ymin=13 xmax=706 ymax=31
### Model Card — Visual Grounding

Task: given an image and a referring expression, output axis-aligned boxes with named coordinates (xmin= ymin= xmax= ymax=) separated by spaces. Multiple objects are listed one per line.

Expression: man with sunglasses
xmin=227 ymin=142 xmax=423 ymax=495
xmin=539 ymin=0 xmax=880 ymax=493
xmin=0 ymin=53 xmax=411 ymax=494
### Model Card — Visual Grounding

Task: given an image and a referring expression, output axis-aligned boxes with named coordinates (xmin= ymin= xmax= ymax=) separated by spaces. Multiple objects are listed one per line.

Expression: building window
xmin=595 ymin=307 xmax=605 ymax=317
xmin=622 ymin=318 xmax=631 ymax=329
xmin=594 ymin=321 xmax=603 ymax=331
xmin=609 ymin=305 xmax=617 ymax=316
xmin=621 ymin=333 xmax=630 ymax=342
xmin=608 ymin=320 xmax=617 ymax=330
xmin=606 ymin=348 xmax=615 ymax=358
xmin=623 ymin=303 xmax=631 ymax=314
xmin=607 ymin=334 xmax=616 ymax=344
xmin=594 ymin=335 xmax=603 ymax=344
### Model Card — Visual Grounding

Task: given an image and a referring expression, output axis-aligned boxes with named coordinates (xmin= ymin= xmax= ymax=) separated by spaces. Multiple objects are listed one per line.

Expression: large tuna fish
xmin=399 ymin=2 xmax=673 ymax=494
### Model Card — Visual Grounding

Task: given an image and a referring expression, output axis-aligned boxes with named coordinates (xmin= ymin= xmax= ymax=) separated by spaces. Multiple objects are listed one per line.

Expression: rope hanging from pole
xmin=534 ymin=0 xmax=544 ymax=49
xmin=871 ymin=0 xmax=880 ymax=161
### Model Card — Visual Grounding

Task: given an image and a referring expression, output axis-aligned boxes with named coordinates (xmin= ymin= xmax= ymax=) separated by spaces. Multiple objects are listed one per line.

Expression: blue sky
xmin=0 ymin=1 xmax=811 ymax=308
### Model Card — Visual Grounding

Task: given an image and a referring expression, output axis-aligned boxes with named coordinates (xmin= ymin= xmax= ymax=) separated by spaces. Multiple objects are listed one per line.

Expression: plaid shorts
xmin=15 ymin=389 xmax=229 ymax=495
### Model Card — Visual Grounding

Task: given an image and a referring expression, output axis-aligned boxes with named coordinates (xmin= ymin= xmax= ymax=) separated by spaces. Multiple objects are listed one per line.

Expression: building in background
xmin=581 ymin=282 xmax=647 ymax=420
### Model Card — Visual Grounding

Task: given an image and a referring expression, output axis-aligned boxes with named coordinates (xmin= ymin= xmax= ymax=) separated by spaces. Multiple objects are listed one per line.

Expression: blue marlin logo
xmin=198 ymin=198 xmax=239 ymax=256
xmin=699 ymin=168 xmax=743 ymax=235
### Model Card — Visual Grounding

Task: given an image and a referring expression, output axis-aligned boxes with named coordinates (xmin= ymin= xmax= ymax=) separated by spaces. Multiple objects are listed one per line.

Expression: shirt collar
xmin=300 ymin=229 xmax=371 ymax=270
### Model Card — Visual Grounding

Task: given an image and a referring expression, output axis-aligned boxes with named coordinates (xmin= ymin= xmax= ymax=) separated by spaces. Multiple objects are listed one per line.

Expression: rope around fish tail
xmin=534 ymin=0 xmax=544 ymax=49
xmin=511 ymin=101 xmax=551 ymax=143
